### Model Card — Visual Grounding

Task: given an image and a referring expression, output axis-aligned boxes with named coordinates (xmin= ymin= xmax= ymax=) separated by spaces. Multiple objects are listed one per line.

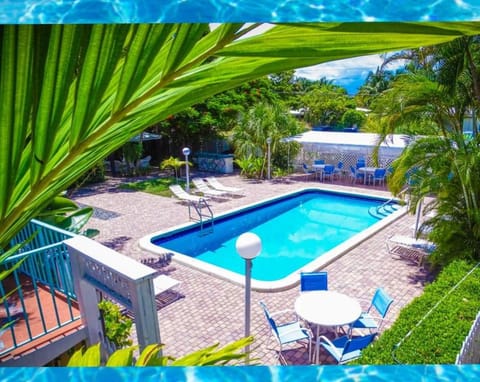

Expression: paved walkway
xmin=71 ymin=172 xmax=432 ymax=365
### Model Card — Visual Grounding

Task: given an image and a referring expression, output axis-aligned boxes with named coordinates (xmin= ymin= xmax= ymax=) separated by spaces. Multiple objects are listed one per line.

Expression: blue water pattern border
xmin=1 ymin=365 xmax=480 ymax=381
xmin=1 ymin=0 xmax=480 ymax=24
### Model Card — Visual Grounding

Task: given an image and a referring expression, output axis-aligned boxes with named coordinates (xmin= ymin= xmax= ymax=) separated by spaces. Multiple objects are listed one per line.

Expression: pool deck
xmin=71 ymin=172 xmax=432 ymax=365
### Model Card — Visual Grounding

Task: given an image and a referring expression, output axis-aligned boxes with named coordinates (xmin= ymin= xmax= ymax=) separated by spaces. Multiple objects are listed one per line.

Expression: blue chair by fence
xmin=314 ymin=159 xmax=325 ymax=165
xmin=259 ymin=301 xmax=312 ymax=364
xmin=322 ymin=165 xmax=335 ymax=182
xmin=349 ymin=166 xmax=364 ymax=184
xmin=350 ymin=288 xmax=394 ymax=333
xmin=371 ymin=168 xmax=387 ymax=186
xmin=318 ymin=333 xmax=377 ymax=364
xmin=356 ymin=158 xmax=366 ymax=169
xmin=302 ymin=163 xmax=316 ymax=181
xmin=334 ymin=161 xmax=344 ymax=179
xmin=300 ymin=272 xmax=328 ymax=292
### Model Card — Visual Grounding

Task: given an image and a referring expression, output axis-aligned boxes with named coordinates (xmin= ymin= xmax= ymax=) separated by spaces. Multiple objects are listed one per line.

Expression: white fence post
xmin=456 ymin=310 xmax=480 ymax=364
xmin=66 ymin=236 xmax=161 ymax=352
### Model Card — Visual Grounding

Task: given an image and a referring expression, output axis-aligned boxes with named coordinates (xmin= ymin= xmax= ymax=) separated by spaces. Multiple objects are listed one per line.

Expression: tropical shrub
xmin=67 ymin=337 xmax=254 ymax=366
xmin=35 ymin=195 xmax=98 ymax=237
xmin=340 ymin=109 xmax=366 ymax=128
xmin=232 ymin=102 xmax=302 ymax=179
xmin=389 ymin=133 xmax=480 ymax=266
xmin=98 ymin=300 xmax=133 ymax=349
xmin=160 ymin=157 xmax=190 ymax=182
xmin=302 ymin=84 xmax=355 ymax=126
xmin=234 ymin=156 xmax=264 ymax=179
xmin=353 ymin=260 xmax=480 ymax=364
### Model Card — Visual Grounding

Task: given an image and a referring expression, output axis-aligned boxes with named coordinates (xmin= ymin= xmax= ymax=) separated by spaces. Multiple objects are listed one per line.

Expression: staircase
xmin=369 ymin=199 xmax=401 ymax=219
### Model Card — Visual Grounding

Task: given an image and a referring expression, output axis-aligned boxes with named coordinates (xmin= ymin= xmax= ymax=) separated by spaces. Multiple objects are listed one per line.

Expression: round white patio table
xmin=357 ymin=166 xmax=377 ymax=184
xmin=294 ymin=291 xmax=362 ymax=363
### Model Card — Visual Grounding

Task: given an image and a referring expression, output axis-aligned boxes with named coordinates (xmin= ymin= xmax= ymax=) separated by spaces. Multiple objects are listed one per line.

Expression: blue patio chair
xmin=302 ymin=163 xmax=316 ymax=181
xmin=300 ymin=271 xmax=328 ymax=292
xmin=318 ymin=333 xmax=377 ymax=364
xmin=259 ymin=301 xmax=312 ymax=364
xmin=356 ymin=158 xmax=366 ymax=169
xmin=350 ymin=288 xmax=393 ymax=333
xmin=349 ymin=166 xmax=364 ymax=184
xmin=314 ymin=159 xmax=325 ymax=165
xmin=322 ymin=165 xmax=335 ymax=182
xmin=334 ymin=161 xmax=344 ymax=179
xmin=371 ymin=168 xmax=387 ymax=186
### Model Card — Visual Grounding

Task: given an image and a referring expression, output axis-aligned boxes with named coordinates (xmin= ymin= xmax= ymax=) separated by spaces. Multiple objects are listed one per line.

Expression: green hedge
xmin=354 ymin=260 xmax=480 ymax=364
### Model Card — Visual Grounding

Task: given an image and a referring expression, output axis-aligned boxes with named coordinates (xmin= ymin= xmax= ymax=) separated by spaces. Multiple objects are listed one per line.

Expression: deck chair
xmin=322 ymin=165 xmax=335 ymax=182
xmin=334 ymin=161 xmax=344 ymax=179
xmin=349 ymin=166 xmax=364 ymax=184
xmin=350 ymin=288 xmax=393 ymax=333
xmin=259 ymin=301 xmax=312 ymax=364
xmin=300 ymin=272 xmax=328 ymax=292
xmin=302 ymin=163 xmax=316 ymax=181
xmin=192 ymin=178 xmax=229 ymax=199
xmin=205 ymin=177 xmax=244 ymax=196
xmin=370 ymin=168 xmax=387 ymax=186
xmin=169 ymin=185 xmax=209 ymax=204
xmin=152 ymin=275 xmax=181 ymax=297
xmin=386 ymin=234 xmax=435 ymax=267
xmin=318 ymin=333 xmax=377 ymax=364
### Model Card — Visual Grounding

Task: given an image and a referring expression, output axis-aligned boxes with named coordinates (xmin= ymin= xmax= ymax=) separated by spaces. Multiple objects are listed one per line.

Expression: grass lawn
xmin=119 ymin=177 xmax=187 ymax=197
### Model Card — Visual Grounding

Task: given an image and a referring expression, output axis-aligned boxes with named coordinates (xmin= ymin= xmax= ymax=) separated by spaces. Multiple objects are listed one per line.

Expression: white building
xmin=290 ymin=130 xmax=411 ymax=168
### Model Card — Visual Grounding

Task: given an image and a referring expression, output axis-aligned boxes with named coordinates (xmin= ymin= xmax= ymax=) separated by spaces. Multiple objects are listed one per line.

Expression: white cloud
xmin=295 ymin=54 xmax=407 ymax=93
xmin=296 ymin=54 xmax=381 ymax=81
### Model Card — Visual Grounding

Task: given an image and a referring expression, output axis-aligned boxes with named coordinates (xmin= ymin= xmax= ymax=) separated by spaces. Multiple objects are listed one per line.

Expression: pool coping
xmin=138 ymin=186 xmax=407 ymax=292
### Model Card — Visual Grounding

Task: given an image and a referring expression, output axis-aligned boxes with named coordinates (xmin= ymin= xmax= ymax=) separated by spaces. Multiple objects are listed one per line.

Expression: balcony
xmin=1 ymin=220 xmax=86 ymax=366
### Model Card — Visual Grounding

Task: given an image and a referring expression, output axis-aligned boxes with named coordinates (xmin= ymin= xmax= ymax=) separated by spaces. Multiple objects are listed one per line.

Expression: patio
xmin=71 ymin=172 xmax=431 ymax=365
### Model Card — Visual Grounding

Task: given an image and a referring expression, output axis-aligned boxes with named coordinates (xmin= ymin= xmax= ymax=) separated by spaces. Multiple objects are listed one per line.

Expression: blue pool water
xmin=152 ymin=190 xmax=390 ymax=281
xmin=2 ymin=0 xmax=479 ymax=24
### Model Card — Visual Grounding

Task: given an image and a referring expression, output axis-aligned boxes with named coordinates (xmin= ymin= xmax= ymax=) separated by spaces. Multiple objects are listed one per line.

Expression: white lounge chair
xmin=192 ymin=178 xmax=229 ymax=199
xmin=169 ymin=184 xmax=209 ymax=204
xmin=205 ymin=177 xmax=244 ymax=195
xmin=152 ymin=274 xmax=181 ymax=296
xmin=386 ymin=234 xmax=435 ymax=266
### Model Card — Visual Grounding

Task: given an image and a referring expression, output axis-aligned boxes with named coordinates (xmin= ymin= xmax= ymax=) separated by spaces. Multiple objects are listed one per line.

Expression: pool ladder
xmin=188 ymin=198 xmax=214 ymax=235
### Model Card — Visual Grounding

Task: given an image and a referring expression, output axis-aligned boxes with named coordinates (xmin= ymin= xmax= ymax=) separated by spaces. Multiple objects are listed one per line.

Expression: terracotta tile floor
xmin=0 ymin=274 xmax=82 ymax=362
xmin=71 ymin=172 xmax=432 ymax=365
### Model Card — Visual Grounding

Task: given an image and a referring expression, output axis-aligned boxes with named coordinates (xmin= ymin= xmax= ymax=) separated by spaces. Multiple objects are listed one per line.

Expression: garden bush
xmin=354 ymin=260 xmax=480 ymax=364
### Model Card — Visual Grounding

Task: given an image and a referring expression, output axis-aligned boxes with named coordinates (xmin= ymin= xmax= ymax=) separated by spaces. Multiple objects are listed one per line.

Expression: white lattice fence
xmin=296 ymin=146 xmax=396 ymax=171
xmin=456 ymin=310 xmax=480 ymax=364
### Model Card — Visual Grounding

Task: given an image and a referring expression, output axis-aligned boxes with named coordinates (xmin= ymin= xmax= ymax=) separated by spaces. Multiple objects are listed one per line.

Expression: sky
xmin=295 ymin=54 xmax=406 ymax=95
xmin=232 ymin=23 xmax=407 ymax=96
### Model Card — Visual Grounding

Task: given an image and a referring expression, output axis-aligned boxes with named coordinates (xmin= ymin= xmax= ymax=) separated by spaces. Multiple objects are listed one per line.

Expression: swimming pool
xmin=139 ymin=188 xmax=405 ymax=291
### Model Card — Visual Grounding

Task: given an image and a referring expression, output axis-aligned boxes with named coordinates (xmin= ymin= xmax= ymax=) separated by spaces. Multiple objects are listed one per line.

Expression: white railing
xmin=456 ymin=310 xmax=480 ymax=364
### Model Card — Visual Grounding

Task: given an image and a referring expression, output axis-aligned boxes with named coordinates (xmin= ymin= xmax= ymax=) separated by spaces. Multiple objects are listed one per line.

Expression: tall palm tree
xmin=232 ymin=102 xmax=300 ymax=178
xmin=1 ymin=22 xmax=479 ymax=247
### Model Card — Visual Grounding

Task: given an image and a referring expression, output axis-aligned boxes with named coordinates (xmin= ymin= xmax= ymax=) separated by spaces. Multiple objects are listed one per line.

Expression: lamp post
xmin=266 ymin=136 xmax=272 ymax=180
xmin=235 ymin=232 xmax=262 ymax=365
xmin=182 ymin=147 xmax=191 ymax=192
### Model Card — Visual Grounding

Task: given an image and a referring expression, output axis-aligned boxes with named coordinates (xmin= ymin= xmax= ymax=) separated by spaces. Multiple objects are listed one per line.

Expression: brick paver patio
xmin=71 ymin=172 xmax=432 ymax=365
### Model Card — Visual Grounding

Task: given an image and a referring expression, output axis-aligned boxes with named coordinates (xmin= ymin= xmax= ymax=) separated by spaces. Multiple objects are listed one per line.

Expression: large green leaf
xmin=1 ymin=22 xmax=480 ymax=246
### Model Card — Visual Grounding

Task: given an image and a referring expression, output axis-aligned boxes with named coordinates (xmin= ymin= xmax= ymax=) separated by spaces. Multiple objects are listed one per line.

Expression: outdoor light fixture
xmin=182 ymin=147 xmax=191 ymax=192
xmin=236 ymin=232 xmax=262 ymax=364
xmin=266 ymin=137 xmax=272 ymax=180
